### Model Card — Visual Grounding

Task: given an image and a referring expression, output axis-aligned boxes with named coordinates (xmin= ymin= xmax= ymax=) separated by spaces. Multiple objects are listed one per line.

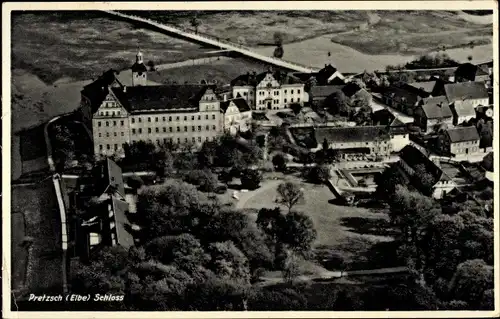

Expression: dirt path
xmin=235 ymin=179 xmax=282 ymax=210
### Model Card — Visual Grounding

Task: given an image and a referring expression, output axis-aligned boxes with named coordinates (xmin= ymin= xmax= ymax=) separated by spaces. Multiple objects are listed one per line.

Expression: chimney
xmin=123 ymin=85 xmax=127 ymax=93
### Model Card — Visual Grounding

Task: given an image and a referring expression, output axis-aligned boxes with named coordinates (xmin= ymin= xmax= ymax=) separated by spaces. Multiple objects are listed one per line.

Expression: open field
xmin=147 ymin=57 xmax=269 ymax=85
xmin=238 ymin=175 xmax=396 ymax=270
xmin=12 ymin=11 xmax=211 ymax=84
xmin=11 ymin=179 xmax=64 ymax=294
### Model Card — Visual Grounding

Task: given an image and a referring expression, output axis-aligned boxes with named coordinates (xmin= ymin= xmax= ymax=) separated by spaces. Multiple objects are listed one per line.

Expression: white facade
xmin=390 ymin=134 xmax=410 ymax=153
xmin=223 ymin=101 xmax=252 ymax=133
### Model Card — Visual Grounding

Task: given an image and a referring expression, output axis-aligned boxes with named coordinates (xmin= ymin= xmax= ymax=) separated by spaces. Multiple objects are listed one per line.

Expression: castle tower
xmin=131 ymin=49 xmax=147 ymax=86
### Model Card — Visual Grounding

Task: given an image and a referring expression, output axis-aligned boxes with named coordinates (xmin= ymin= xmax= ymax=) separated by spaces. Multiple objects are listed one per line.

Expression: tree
xmin=390 ymin=185 xmax=441 ymax=283
xmin=240 ymin=169 xmax=261 ymax=190
xmin=184 ymin=278 xmax=249 ymax=311
xmin=448 ymin=259 xmax=493 ymax=308
xmin=325 ymin=91 xmax=349 ymax=115
xmin=307 ymin=165 xmax=331 ymax=184
xmin=207 ymin=241 xmax=251 ymax=283
xmin=290 ymin=103 xmax=302 ymax=115
xmin=198 ymin=141 xmax=218 ymax=168
xmin=481 ymin=152 xmax=493 ymax=172
xmin=272 ymin=153 xmax=288 ymax=171
xmin=127 ymin=175 xmax=144 ymax=190
xmin=280 ymin=211 xmax=317 ymax=253
xmin=147 ymin=60 xmax=155 ymax=71
xmin=273 ymin=32 xmax=284 ymax=58
xmin=198 ymin=172 xmax=218 ymax=194
xmin=478 ymin=121 xmax=493 ymax=150
xmin=283 ymin=252 xmax=301 ymax=283
xmin=190 ymin=16 xmax=200 ymax=34
xmin=52 ymin=124 xmax=76 ymax=171
xmin=276 ymin=182 xmax=305 ymax=213
xmin=413 ymin=163 xmax=436 ymax=196
xmin=136 ymin=181 xmax=209 ymax=239
xmin=145 ymin=233 xmax=210 ymax=273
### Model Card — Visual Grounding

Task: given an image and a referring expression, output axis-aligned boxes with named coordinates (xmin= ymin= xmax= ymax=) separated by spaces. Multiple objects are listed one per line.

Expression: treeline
xmin=386 ymin=53 xmax=460 ymax=71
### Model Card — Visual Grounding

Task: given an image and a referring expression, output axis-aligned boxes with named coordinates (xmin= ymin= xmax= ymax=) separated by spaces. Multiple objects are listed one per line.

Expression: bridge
xmin=101 ymin=10 xmax=319 ymax=74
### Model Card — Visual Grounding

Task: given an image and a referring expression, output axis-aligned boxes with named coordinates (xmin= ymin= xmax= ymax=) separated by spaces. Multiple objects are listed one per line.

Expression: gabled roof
xmin=444 ymin=82 xmax=489 ymax=103
xmin=104 ymin=158 xmax=125 ymax=198
xmin=314 ymin=126 xmax=389 ymax=145
xmin=341 ymin=82 xmax=362 ymax=98
xmin=310 ymin=85 xmax=344 ymax=99
xmin=420 ymin=96 xmax=453 ymax=119
xmin=81 ymin=69 xmax=122 ymax=113
xmin=111 ymin=85 xmax=216 ymax=113
xmin=399 ymin=145 xmax=443 ymax=186
xmin=221 ymin=98 xmax=250 ymax=113
xmin=111 ymin=197 xmax=134 ymax=248
xmin=317 ymin=64 xmax=338 ymax=84
xmin=390 ymin=117 xmax=405 ymax=127
xmin=445 ymin=126 xmax=480 ymax=143
xmin=451 ymin=102 xmax=476 ymax=117
xmin=231 ymin=70 xmax=302 ymax=87
xmin=382 ymin=85 xmax=421 ymax=106
xmin=407 ymin=81 xmax=437 ymax=94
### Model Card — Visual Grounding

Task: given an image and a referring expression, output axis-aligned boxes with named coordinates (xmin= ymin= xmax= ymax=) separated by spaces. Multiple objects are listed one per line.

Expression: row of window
xmin=98 ymin=136 xmax=215 ymax=151
xmin=130 ymin=114 xmax=216 ymax=123
xmin=99 ymin=132 xmax=125 ymax=138
xmin=98 ymin=120 xmax=125 ymax=127
xmin=132 ymin=125 xmax=217 ymax=134
xmin=99 ymin=110 xmax=122 ymax=117
xmin=257 ymin=97 xmax=300 ymax=105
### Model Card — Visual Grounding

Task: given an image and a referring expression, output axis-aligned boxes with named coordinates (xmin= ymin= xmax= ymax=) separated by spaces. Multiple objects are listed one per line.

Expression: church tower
xmin=131 ymin=49 xmax=147 ymax=86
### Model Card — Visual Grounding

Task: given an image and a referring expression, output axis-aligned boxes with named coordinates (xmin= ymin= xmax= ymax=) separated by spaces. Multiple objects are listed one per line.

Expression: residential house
xmin=221 ymin=97 xmax=252 ymax=134
xmin=76 ymin=159 xmax=135 ymax=259
xmin=437 ymin=126 xmax=480 ymax=156
xmin=397 ymin=145 xmax=457 ymax=199
xmin=309 ymin=85 xmax=344 ymax=108
xmin=413 ymin=96 xmax=453 ymax=133
xmin=314 ymin=126 xmax=392 ymax=159
xmin=444 ymin=82 xmax=488 ymax=125
xmin=315 ymin=64 xmax=346 ymax=85
xmin=454 ymin=62 xmax=490 ymax=83
xmin=406 ymin=81 xmax=438 ymax=96
xmin=85 ymin=51 xmax=224 ymax=158
xmin=231 ymin=70 xmax=307 ymax=110
xmin=381 ymin=84 xmax=425 ymax=116
xmin=342 ymin=82 xmax=372 ymax=108
xmin=388 ymin=117 xmax=411 ymax=152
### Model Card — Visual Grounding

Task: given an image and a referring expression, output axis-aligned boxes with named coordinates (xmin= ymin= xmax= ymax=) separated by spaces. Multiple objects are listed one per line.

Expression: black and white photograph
xmin=3 ymin=1 xmax=498 ymax=316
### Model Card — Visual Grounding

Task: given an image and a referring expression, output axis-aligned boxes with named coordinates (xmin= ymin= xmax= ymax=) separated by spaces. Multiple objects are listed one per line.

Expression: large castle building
xmin=82 ymin=51 xmax=224 ymax=158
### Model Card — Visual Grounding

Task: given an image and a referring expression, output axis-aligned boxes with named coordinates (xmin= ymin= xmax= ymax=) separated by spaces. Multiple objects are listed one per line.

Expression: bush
xmin=272 ymin=153 xmax=287 ymax=171
xmin=240 ymin=169 xmax=262 ymax=190
xmin=215 ymin=185 xmax=228 ymax=194
xmin=307 ymin=165 xmax=331 ymax=184
xmin=127 ymin=174 xmax=144 ymax=190
xmin=183 ymin=170 xmax=211 ymax=186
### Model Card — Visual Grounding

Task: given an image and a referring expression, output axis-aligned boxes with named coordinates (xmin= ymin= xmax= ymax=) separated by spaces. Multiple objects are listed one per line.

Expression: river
xmin=252 ymin=35 xmax=493 ymax=73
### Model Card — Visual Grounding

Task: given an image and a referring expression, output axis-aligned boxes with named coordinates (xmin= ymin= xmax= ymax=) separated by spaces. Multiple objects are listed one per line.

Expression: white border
xmin=2 ymin=1 xmax=499 ymax=318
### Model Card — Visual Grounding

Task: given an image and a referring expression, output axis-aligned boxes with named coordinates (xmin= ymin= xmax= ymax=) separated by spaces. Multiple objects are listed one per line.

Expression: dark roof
xmin=444 ymin=82 xmax=489 ymax=103
xmin=103 ymin=158 xmax=125 ymax=198
xmin=231 ymin=70 xmax=302 ymax=87
xmin=399 ymin=145 xmax=442 ymax=186
xmin=131 ymin=62 xmax=148 ymax=73
xmin=420 ymin=96 xmax=453 ymax=119
xmin=342 ymin=82 xmax=362 ymax=98
xmin=317 ymin=64 xmax=339 ymax=84
xmin=252 ymin=112 xmax=269 ymax=121
xmin=455 ymin=63 xmax=488 ymax=81
xmin=111 ymin=85 xmax=215 ymax=113
xmin=221 ymin=98 xmax=250 ymax=113
xmin=390 ymin=117 xmax=405 ymax=127
xmin=407 ymin=81 xmax=437 ymax=94
xmin=111 ymin=197 xmax=134 ymax=248
xmin=310 ymin=85 xmax=344 ymax=100
xmin=81 ymin=69 xmax=121 ymax=113
xmin=314 ymin=126 xmax=389 ymax=145
xmin=382 ymin=85 xmax=421 ymax=106
xmin=446 ymin=126 xmax=480 ymax=143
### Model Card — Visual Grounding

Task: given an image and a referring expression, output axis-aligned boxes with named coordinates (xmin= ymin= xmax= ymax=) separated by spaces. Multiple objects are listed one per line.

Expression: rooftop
xmin=314 ymin=126 xmax=389 ymax=146
xmin=111 ymin=85 xmax=215 ymax=113
xmin=310 ymin=85 xmax=344 ymax=100
xmin=112 ymin=197 xmax=135 ymax=249
xmin=221 ymin=98 xmax=251 ymax=113
xmin=420 ymin=96 xmax=453 ymax=119
xmin=399 ymin=145 xmax=443 ymax=186
xmin=445 ymin=126 xmax=480 ymax=143
xmin=444 ymin=82 xmax=489 ymax=103
xmin=407 ymin=81 xmax=437 ymax=94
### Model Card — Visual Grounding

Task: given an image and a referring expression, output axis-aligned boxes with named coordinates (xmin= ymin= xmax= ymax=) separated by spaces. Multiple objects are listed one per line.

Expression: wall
xmin=450 ymin=139 xmax=480 ymax=155
xmin=390 ymin=134 xmax=410 ymax=152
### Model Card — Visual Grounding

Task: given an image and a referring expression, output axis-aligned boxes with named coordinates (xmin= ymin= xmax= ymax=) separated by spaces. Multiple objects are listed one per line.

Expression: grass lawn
xmin=147 ymin=58 xmax=269 ymax=85
xmin=11 ymin=179 xmax=65 ymax=295
xmin=12 ymin=12 xmax=211 ymax=84
xmin=240 ymin=174 xmax=398 ymax=270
